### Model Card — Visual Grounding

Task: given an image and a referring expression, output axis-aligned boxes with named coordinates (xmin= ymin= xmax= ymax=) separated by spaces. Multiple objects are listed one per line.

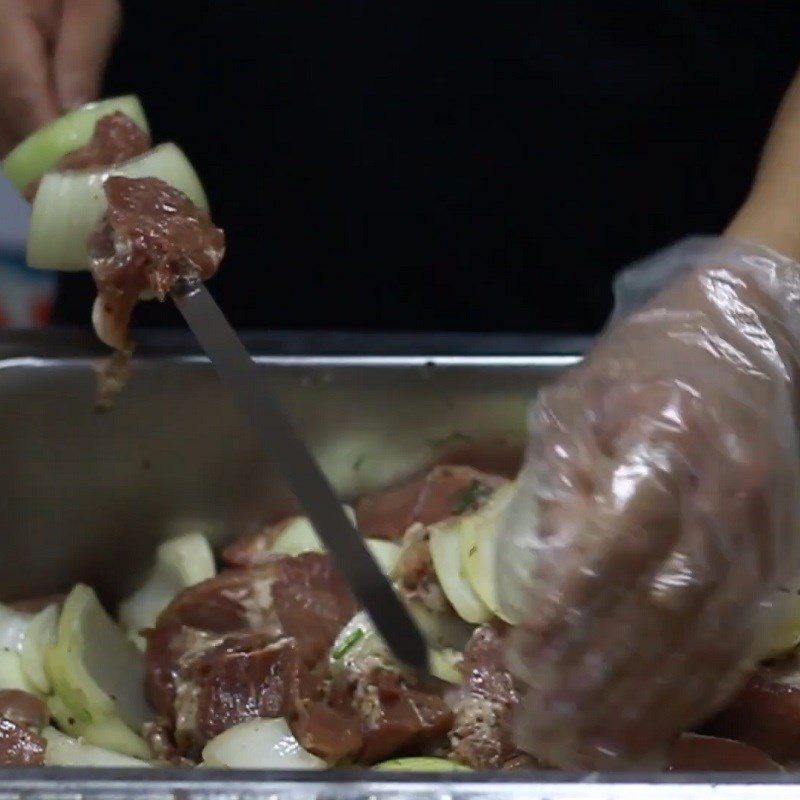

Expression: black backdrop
xmin=52 ymin=1 xmax=800 ymax=335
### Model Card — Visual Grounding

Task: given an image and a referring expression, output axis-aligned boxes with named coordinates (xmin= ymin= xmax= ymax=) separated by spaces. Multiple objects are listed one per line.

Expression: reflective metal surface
xmin=0 ymin=331 xmax=552 ymax=603
xmin=0 ymin=330 xmax=791 ymax=797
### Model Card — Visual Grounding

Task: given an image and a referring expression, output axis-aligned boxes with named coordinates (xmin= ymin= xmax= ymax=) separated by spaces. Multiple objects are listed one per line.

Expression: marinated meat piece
xmin=23 ymin=112 xmax=151 ymax=201
xmin=337 ymin=668 xmax=452 ymax=764
xmin=0 ymin=718 xmax=45 ymax=766
xmin=396 ymin=523 xmax=449 ymax=613
xmin=449 ymin=624 xmax=528 ymax=770
xmin=89 ymin=176 xmax=225 ymax=352
xmin=156 ymin=569 xmax=281 ymax=634
xmin=432 ymin=440 xmax=523 ymax=480
xmin=0 ymin=691 xmax=47 ymax=732
xmin=668 ymin=733 xmax=781 ymax=772
xmin=290 ymin=698 xmax=363 ymax=763
xmin=58 ymin=112 xmax=150 ymax=171
xmin=355 ymin=466 xmax=508 ymax=541
xmin=177 ymin=636 xmax=306 ymax=758
xmin=144 ymin=624 xmax=220 ymax=721
xmin=702 ymin=655 xmax=800 ymax=766
xmin=270 ymin=553 xmax=358 ymax=666
xmin=158 ymin=553 xmax=356 ymax=667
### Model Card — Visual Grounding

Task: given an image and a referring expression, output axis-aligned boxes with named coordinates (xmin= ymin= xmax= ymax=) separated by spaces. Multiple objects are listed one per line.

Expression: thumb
xmin=53 ymin=0 xmax=121 ymax=111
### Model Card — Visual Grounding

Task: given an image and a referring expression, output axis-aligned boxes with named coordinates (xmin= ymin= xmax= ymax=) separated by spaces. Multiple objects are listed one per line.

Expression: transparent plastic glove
xmin=497 ymin=236 xmax=800 ymax=769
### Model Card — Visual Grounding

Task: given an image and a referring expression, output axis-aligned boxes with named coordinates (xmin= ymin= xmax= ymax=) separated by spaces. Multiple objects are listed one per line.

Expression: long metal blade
xmin=172 ymin=280 xmax=429 ymax=673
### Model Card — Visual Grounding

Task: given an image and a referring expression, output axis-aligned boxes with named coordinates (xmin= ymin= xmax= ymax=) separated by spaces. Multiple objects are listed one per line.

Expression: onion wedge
xmin=3 ymin=96 xmax=148 ymax=193
xmin=459 ymin=482 xmax=517 ymax=623
xmin=405 ymin=599 xmax=474 ymax=651
xmin=271 ymin=508 xmax=356 ymax=556
xmin=27 ymin=143 xmax=208 ymax=271
xmin=330 ymin=610 xmax=463 ymax=684
xmin=20 ymin=603 xmax=58 ymax=693
xmin=0 ymin=651 xmax=36 ymax=693
xmin=270 ymin=510 xmax=400 ymax=577
xmin=45 ymin=585 xmax=151 ymax=747
xmin=0 ymin=603 xmax=34 ymax=653
xmin=429 ymin=647 xmax=463 ymax=684
xmin=43 ymin=727 xmax=151 ymax=767
xmin=202 ymin=718 xmax=325 ymax=769
xmin=429 ymin=518 xmax=492 ymax=624
xmin=119 ymin=533 xmax=216 ymax=649
xmin=374 ymin=756 xmax=471 ymax=771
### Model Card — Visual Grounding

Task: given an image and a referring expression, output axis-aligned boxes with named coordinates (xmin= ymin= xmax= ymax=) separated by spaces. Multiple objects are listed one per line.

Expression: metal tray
xmin=0 ymin=330 xmax=794 ymax=799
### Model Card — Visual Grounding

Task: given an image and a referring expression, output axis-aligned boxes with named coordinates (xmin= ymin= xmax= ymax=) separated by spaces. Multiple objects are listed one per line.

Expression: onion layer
xmin=119 ymin=533 xmax=215 ymax=650
xmin=373 ymin=756 xmax=471 ymax=771
xmin=202 ymin=718 xmax=325 ymax=769
xmin=43 ymin=727 xmax=151 ymax=767
xmin=429 ymin=517 xmax=492 ymax=624
xmin=45 ymin=584 xmax=151 ymax=756
xmin=3 ymin=96 xmax=148 ymax=192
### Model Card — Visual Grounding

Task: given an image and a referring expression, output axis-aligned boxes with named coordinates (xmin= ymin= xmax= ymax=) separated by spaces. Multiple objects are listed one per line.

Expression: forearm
xmin=727 ymin=66 xmax=800 ymax=261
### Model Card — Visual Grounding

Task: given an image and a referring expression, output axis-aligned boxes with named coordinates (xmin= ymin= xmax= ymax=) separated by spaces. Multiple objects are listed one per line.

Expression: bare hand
xmin=0 ymin=0 xmax=121 ymax=156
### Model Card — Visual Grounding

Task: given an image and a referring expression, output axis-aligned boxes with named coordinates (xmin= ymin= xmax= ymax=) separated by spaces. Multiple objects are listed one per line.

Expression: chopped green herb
xmin=428 ymin=431 xmax=473 ymax=448
xmin=333 ymin=627 xmax=366 ymax=659
xmin=455 ymin=480 xmax=492 ymax=514
xmin=353 ymin=454 xmax=366 ymax=471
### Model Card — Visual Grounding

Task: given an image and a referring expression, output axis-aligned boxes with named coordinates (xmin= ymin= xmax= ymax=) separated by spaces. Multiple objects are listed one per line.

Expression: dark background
xmin=53 ymin=1 xmax=800 ymax=335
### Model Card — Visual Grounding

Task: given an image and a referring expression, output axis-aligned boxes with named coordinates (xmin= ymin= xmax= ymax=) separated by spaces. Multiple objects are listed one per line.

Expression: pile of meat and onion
xmin=4 ymin=98 xmax=800 ymax=772
xmin=0 ymin=458 xmax=795 ymax=771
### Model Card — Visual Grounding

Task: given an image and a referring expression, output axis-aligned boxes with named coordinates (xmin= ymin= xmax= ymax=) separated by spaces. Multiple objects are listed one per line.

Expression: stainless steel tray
xmin=0 ymin=330 xmax=793 ymax=798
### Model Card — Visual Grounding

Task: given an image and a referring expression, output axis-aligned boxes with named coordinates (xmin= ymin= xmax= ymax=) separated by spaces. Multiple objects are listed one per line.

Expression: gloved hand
xmin=0 ymin=0 xmax=121 ymax=156
xmin=498 ymin=65 xmax=800 ymax=770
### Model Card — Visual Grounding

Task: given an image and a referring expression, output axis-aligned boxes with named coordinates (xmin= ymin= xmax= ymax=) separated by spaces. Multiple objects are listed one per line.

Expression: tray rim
xmin=0 ymin=327 xmax=593 ymax=360
xmin=2 ymin=329 xmax=785 ymax=792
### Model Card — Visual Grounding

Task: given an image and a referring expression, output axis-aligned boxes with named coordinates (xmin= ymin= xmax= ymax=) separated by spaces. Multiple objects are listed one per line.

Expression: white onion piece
xmin=3 ymin=95 xmax=149 ymax=192
xmin=762 ymin=572 xmax=800 ymax=658
xmin=20 ymin=603 xmax=58 ymax=693
xmin=27 ymin=143 xmax=208 ymax=271
xmin=364 ymin=540 xmax=401 ymax=579
xmin=330 ymin=609 xmax=462 ymax=685
xmin=429 ymin=647 xmax=463 ymax=684
xmin=373 ymin=756 xmax=471 ymax=771
xmin=47 ymin=694 xmax=150 ymax=760
xmin=429 ymin=518 xmax=492 ymax=624
xmin=202 ymin=718 xmax=325 ymax=769
xmin=46 ymin=585 xmax=150 ymax=736
xmin=0 ymin=651 xmax=36 ymax=693
xmin=119 ymin=533 xmax=215 ymax=649
xmin=405 ymin=599 xmax=474 ymax=651
xmin=460 ymin=482 xmax=517 ymax=623
xmin=270 ymin=511 xmax=398 ymax=578
xmin=329 ymin=610 xmax=391 ymax=679
xmin=43 ymin=727 xmax=151 ymax=767
xmin=0 ymin=603 xmax=34 ymax=653
xmin=271 ymin=507 xmax=356 ymax=556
